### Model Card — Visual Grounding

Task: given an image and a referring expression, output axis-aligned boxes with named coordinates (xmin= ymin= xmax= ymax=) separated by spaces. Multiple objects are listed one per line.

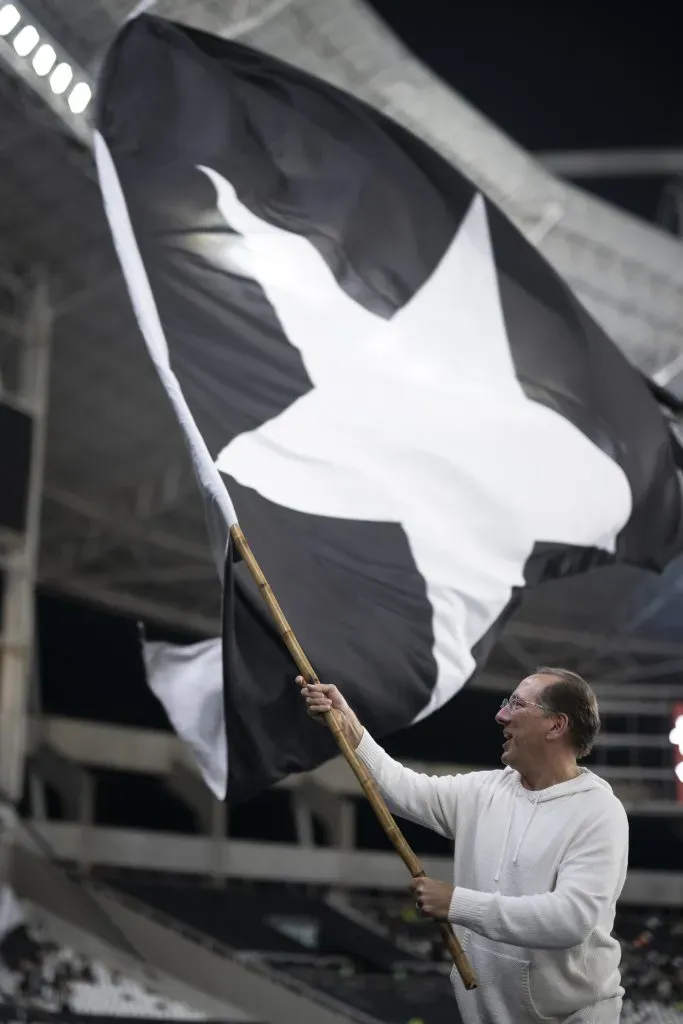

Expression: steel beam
xmin=538 ymin=148 xmax=683 ymax=179
xmin=474 ymin=670 xmax=683 ymax=701
xmin=0 ymin=271 xmax=51 ymax=836
xmin=508 ymin=621 xmax=683 ymax=660
xmin=17 ymin=825 xmax=683 ymax=897
xmin=37 ymin=574 xmax=219 ymax=635
xmin=32 ymin=714 xmax=680 ymax=791
xmin=42 ymin=486 xmax=211 ymax=564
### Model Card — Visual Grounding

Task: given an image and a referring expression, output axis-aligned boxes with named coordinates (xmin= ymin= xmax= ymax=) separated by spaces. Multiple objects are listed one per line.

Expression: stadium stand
xmin=0 ymin=881 xmax=264 ymax=1024
xmin=95 ymin=872 xmax=683 ymax=1023
xmin=0 ymin=899 xmax=207 ymax=1021
xmin=618 ymin=909 xmax=683 ymax=1012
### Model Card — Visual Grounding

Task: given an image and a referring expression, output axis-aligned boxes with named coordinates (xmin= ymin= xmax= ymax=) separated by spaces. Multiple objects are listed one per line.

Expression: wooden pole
xmin=230 ymin=523 xmax=476 ymax=991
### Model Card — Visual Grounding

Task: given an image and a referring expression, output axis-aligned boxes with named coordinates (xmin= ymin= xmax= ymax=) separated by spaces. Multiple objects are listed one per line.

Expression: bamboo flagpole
xmin=230 ymin=523 xmax=477 ymax=990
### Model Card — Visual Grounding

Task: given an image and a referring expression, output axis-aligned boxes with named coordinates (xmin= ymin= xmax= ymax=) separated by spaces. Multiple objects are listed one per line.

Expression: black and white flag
xmin=95 ymin=15 xmax=683 ymax=802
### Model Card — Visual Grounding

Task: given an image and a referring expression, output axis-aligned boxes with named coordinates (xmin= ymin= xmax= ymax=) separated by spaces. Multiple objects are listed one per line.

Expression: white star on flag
xmin=201 ymin=167 xmax=633 ymax=717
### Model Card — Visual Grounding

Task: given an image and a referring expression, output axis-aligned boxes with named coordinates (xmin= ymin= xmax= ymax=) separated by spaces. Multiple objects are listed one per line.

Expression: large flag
xmin=95 ymin=15 xmax=683 ymax=803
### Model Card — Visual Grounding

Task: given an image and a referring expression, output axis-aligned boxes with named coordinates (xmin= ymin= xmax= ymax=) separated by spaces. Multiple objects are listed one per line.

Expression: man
xmin=300 ymin=668 xmax=629 ymax=1024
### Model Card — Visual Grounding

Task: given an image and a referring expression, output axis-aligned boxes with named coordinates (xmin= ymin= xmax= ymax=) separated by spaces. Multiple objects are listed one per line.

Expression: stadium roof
xmin=1 ymin=0 xmax=683 ymax=683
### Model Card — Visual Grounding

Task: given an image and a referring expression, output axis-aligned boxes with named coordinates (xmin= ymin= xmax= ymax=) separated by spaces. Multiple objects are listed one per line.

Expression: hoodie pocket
xmin=456 ymin=934 xmax=547 ymax=1024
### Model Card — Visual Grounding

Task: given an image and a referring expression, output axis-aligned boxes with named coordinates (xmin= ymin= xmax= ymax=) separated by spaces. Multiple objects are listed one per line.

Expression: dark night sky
xmin=369 ymin=0 xmax=682 ymax=227
xmin=33 ymin=1 xmax=683 ymax=868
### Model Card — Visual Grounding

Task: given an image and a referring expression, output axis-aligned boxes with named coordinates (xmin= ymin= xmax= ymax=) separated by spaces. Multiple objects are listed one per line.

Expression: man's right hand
xmin=297 ymin=677 xmax=364 ymax=748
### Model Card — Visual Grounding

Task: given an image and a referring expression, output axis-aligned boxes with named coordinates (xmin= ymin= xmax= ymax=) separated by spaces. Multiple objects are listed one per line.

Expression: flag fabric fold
xmin=96 ymin=14 xmax=683 ymax=801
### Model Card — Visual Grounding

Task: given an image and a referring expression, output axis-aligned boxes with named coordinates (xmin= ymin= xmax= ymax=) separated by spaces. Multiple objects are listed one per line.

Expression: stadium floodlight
xmin=67 ymin=81 xmax=91 ymax=114
xmin=671 ymin=713 xmax=683 ymax=792
xmin=32 ymin=42 xmax=55 ymax=76
xmin=12 ymin=22 xmax=37 ymax=56
xmin=49 ymin=61 xmax=72 ymax=94
xmin=0 ymin=2 xmax=93 ymax=143
xmin=0 ymin=4 xmax=20 ymax=36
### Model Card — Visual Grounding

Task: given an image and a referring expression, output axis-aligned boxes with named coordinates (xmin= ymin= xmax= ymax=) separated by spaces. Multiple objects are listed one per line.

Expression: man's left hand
xmin=409 ymin=876 xmax=454 ymax=920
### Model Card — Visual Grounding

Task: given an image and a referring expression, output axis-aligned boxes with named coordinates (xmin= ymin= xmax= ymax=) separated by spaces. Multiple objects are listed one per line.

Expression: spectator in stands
xmin=300 ymin=668 xmax=629 ymax=1024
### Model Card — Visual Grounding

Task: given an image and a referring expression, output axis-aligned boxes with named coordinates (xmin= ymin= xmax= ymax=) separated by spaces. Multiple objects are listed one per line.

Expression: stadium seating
xmin=0 ymin=913 xmax=205 ymax=1021
xmin=102 ymin=874 xmax=683 ymax=1024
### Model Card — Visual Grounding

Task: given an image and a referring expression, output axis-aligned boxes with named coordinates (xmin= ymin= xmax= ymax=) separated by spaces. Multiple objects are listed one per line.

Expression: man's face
xmin=495 ymin=673 xmax=556 ymax=769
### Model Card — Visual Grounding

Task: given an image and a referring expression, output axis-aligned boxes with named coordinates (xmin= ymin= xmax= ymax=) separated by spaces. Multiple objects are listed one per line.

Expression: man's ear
xmin=547 ymin=711 xmax=570 ymax=742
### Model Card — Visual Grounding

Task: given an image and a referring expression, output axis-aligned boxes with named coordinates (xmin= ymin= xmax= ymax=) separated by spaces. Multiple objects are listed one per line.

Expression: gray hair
xmin=535 ymin=667 xmax=601 ymax=759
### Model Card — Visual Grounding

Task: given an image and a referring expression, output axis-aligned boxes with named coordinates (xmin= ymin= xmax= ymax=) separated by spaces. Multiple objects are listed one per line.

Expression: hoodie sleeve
xmin=355 ymin=729 xmax=467 ymax=839
xmin=448 ymin=796 xmax=628 ymax=948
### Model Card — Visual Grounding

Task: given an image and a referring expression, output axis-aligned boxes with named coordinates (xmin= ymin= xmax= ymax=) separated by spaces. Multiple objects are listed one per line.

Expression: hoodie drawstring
xmin=513 ymin=792 xmax=542 ymax=865
xmin=493 ymin=804 xmax=515 ymax=883
xmin=494 ymin=791 xmax=543 ymax=882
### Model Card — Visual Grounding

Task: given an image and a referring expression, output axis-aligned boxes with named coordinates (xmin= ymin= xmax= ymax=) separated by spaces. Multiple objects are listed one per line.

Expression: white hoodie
xmin=356 ymin=730 xmax=629 ymax=1024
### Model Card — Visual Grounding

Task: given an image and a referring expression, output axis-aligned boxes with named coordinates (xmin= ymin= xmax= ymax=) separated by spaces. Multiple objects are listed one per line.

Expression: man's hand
xmin=409 ymin=877 xmax=454 ymax=921
xmin=297 ymin=678 xmax=348 ymax=720
xmin=297 ymin=677 xmax=364 ymax=749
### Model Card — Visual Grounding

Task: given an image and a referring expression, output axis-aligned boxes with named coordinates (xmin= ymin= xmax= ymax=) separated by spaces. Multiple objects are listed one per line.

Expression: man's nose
xmin=495 ymin=705 xmax=510 ymax=725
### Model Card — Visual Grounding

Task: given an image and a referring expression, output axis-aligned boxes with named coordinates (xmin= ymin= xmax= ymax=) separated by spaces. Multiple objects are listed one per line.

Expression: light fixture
xmin=49 ymin=61 xmax=72 ymax=95
xmin=13 ymin=23 xmax=38 ymax=56
xmin=32 ymin=42 xmax=55 ymax=76
xmin=670 ymin=715 xmax=683 ymax=754
xmin=67 ymin=81 xmax=91 ymax=114
xmin=0 ymin=4 xmax=20 ymax=37
xmin=677 ymin=762 xmax=683 ymax=784
xmin=0 ymin=6 xmax=93 ymax=129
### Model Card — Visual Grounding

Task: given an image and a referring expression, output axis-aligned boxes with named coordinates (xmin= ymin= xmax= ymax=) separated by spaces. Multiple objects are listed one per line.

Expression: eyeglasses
xmin=500 ymin=695 xmax=547 ymax=713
